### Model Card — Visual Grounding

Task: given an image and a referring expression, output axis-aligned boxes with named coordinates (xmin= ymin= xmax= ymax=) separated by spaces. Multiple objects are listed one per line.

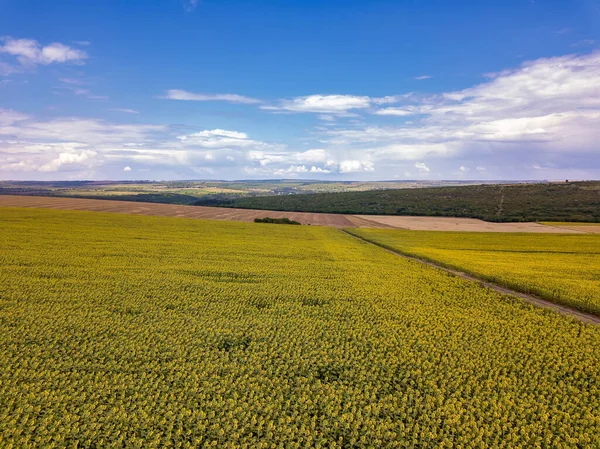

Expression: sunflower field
xmin=1 ymin=208 xmax=599 ymax=448
xmin=347 ymin=228 xmax=600 ymax=316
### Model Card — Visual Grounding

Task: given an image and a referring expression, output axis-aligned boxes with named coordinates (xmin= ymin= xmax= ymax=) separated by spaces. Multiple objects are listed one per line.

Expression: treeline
xmin=254 ymin=217 xmax=301 ymax=225
xmin=209 ymin=181 xmax=600 ymax=222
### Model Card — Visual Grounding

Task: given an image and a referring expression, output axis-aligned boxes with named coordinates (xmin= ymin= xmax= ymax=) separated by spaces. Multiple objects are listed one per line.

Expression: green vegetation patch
xmin=254 ymin=217 xmax=301 ymax=225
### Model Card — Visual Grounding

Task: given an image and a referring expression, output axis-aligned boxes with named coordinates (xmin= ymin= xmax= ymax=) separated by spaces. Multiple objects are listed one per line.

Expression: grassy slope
xmin=219 ymin=181 xmax=600 ymax=222
xmin=348 ymin=228 xmax=600 ymax=316
xmin=1 ymin=208 xmax=599 ymax=447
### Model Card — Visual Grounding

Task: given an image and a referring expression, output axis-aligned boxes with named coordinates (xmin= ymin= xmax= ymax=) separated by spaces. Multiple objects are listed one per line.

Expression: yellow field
xmin=348 ymin=228 xmax=600 ymax=316
xmin=1 ymin=208 xmax=599 ymax=448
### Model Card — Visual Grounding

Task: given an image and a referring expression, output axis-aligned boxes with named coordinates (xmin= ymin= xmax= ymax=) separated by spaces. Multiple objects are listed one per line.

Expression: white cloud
xmin=108 ymin=108 xmax=139 ymax=114
xmin=415 ymin=75 xmax=432 ymax=80
xmin=339 ymin=160 xmax=374 ymax=173
xmin=0 ymin=37 xmax=87 ymax=66
xmin=163 ymin=89 xmax=261 ymax=104
xmin=317 ymin=114 xmax=336 ymax=121
xmin=247 ymin=148 xmax=327 ymax=167
xmin=0 ymin=108 xmax=30 ymax=126
xmin=371 ymin=96 xmax=404 ymax=105
xmin=294 ymin=149 xmax=327 ymax=163
xmin=262 ymin=94 xmax=371 ymax=114
xmin=123 ymin=166 xmax=132 ymax=172
xmin=263 ymin=93 xmax=407 ymax=115
xmin=189 ymin=129 xmax=248 ymax=139
xmin=373 ymin=107 xmax=415 ymax=116
xmin=38 ymin=150 xmax=97 ymax=172
xmin=263 ymin=94 xmax=407 ymax=115
xmin=415 ymin=162 xmax=430 ymax=173
xmin=273 ymin=165 xmax=309 ymax=176
xmin=310 ymin=166 xmax=331 ymax=173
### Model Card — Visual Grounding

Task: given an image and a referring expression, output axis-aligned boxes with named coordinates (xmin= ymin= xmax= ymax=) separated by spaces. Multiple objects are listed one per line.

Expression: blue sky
xmin=1 ymin=0 xmax=600 ymax=180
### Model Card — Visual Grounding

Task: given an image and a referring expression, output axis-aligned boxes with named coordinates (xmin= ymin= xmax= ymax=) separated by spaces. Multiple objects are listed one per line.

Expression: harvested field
xmin=0 ymin=195 xmax=361 ymax=228
xmin=540 ymin=222 xmax=600 ymax=234
xmin=353 ymin=215 xmax=584 ymax=233
xmin=0 ymin=195 xmax=586 ymax=232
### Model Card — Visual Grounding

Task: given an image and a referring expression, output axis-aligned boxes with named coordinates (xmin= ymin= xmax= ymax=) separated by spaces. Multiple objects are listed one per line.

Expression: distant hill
xmin=200 ymin=181 xmax=600 ymax=222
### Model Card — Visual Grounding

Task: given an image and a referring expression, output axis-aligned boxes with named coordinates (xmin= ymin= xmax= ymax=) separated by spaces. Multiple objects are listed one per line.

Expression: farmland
xmin=348 ymin=229 xmax=600 ymax=316
xmin=1 ymin=207 xmax=600 ymax=448
xmin=0 ymin=179 xmax=489 ymax=206
xmin=0 ymin=195 xmax=588 ymax=233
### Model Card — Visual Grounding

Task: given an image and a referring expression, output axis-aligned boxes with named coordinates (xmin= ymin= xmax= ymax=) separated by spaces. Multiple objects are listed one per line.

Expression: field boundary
xmin=341 ymin=229 xmax=600 ymax=325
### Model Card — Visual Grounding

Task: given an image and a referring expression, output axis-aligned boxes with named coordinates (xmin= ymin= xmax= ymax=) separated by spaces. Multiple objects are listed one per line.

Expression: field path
xmin=342 ymin=230 xmax=600 ymax=325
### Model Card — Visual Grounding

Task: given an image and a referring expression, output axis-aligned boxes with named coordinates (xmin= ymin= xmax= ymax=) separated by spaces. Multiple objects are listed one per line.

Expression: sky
xmin=1 ymin=0 xmax=600 ymax=181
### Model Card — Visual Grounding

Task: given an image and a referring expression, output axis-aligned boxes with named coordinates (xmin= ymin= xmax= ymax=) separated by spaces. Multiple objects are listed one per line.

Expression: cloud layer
xmin=2 ymin=43 xmax=600 ymax=180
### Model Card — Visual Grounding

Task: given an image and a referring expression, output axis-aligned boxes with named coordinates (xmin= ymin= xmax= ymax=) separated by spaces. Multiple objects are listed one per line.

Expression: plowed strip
xmin=0 ymin=195 xmax=355 ymax=227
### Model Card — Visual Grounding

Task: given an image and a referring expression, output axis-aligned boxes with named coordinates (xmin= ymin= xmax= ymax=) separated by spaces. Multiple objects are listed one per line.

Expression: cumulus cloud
xmin=123 ymin=166 xmax=132 ymax=172
xmin=262 ymin=94 xmax=404 ymax=115
xmin=415 ymin=162 xmax=430 ymax=173
xmin=0 ymin=37 xmax=87 ymax=66
xmin=38 ymin=150 xmax=98 ymax=172
xmin=310 ymin=166 xmax=331 ymax=173
xmin=163 ymin=89 xmax=261 ymax=104
xmin=339 ymin=160 xmax=374 ymax=173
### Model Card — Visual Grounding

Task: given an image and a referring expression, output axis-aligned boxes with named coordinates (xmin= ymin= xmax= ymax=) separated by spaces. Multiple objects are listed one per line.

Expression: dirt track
xmin=0 ymin=195 xmax=586 ymax=232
